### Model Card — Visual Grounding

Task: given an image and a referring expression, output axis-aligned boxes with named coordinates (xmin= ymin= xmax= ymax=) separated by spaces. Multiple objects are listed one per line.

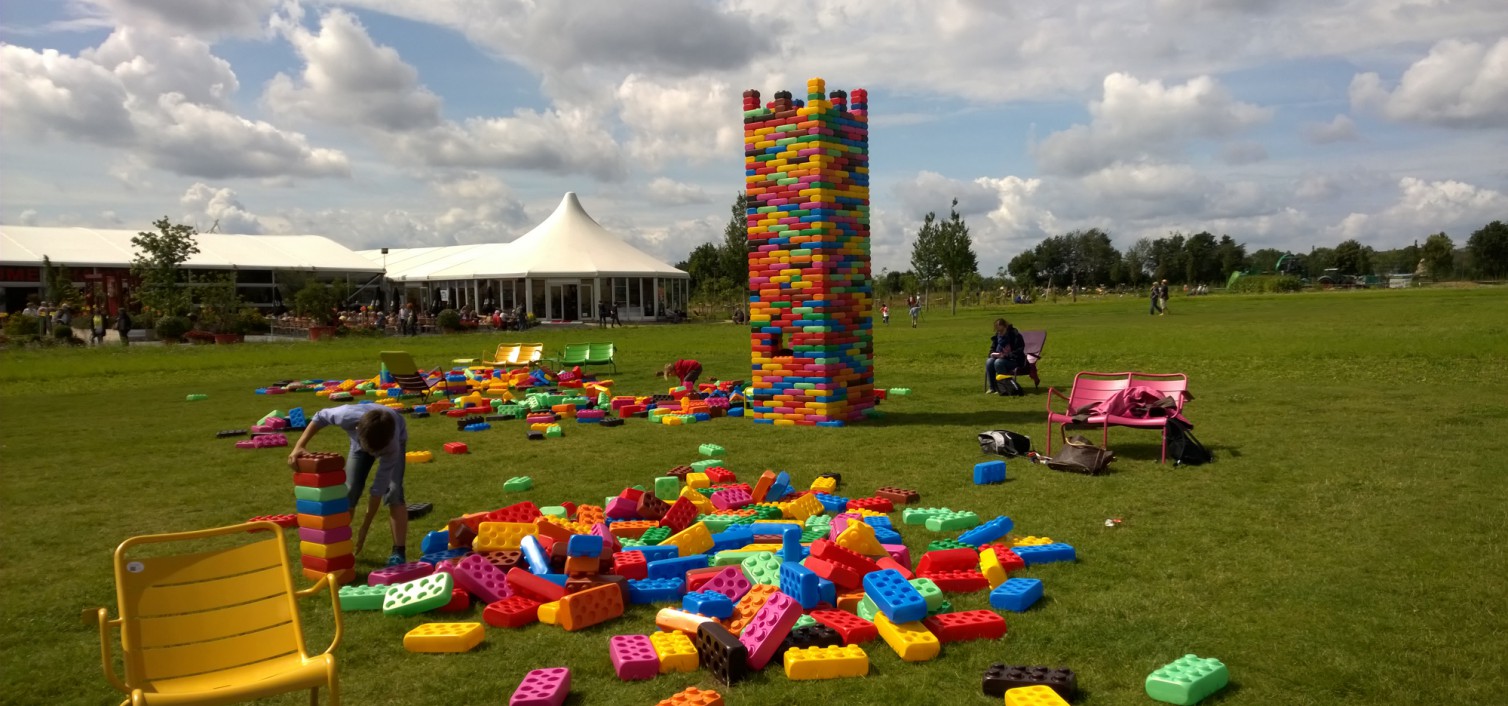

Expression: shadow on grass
xmin=872 ymin=410 xmax=1044 ymax=428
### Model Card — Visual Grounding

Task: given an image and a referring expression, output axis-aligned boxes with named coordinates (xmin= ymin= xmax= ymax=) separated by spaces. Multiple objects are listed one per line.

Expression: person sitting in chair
xmin=985 ymin=317 xmax=1026 ymax=395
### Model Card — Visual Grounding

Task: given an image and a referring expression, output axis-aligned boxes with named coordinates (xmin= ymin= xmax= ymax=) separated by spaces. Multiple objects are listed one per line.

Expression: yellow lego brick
xmin=660 ymin=522 xmax=714 ymax=557
xmin=873 ymin=613 xmax=941 ymax=663
xmin=537 ymin=600 xmax=560 ymax=625
xmin=680 ymin=486 xmax=716 ymax=513
xmin=848 ymin=508 xmax=889 ymax=518
xmin=785 ymin=495 xmax=824 ymax=521
xmin=1004 ymin=685 xmax=1071 ymax=706
xmin=299 ymin=540 xmax=352 ymax=559
xmin=529 ymin=422 xmax=553 ymax=432
xmin=739 ymin=543 xmax=784 ymax=553
xmin=473 ymin=521 xmax=537 ymax=552
xmin=1012 ymin=536 xmax=1054 ymax=547
xmin=649 ymin=630 xmax=699 ymax=673
xmin=835 ymin=522 xmax=886 ymax=556
xmin=402 ymin=622 xmax=484 ymax=653
xmin=783 ymin=644 xmax=869 ymax=680
xmin=809 ymin=476 xmax=838 ymax=493
xmin=980 ymin=548 xmax=1007 ymax=589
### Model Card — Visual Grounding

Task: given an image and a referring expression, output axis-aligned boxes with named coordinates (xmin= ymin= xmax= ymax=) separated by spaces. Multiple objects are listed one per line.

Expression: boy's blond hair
xmin=657 ymin=363 xmax=674 ymax=379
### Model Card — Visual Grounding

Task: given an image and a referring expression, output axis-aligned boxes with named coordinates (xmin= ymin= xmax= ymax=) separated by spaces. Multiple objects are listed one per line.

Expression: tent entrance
xmin=546 ymin=281 xmax=590 ymax=321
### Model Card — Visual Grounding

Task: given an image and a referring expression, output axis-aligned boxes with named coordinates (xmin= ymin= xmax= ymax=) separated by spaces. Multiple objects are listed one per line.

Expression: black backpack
xmin=978 ymin=430 xmax=1032 ymax=457
xmin=1165 ymin=417 xmax=1212 ymax=466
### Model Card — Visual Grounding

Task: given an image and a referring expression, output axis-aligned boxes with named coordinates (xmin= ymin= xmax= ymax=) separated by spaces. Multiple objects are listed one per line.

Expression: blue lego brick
xmin=711 ymin=526 xmax=756 ymax=553
xmin=1013 ymin=542 xmax=1076 ymax=565
xmin=864 ymin=516 xmax=894 ymax=530
xmin=420 ymin=530 xmax=450 ymax=555
xmin=648 ymin=554 xmax=710 ymax=580
xmin=539 ymin=573 xmax=568 ymax=587
xmin=519 ymin=535 xmax=551 ymax=575
xmin=862 ymin=569 xmax=927 ymax=623
xmin=419 ymin=548 xmax=470 ymax=566
xmin=623 ymin=545 xmax=680 ymax=562
xmin=287 ymin=407 xmax=307 ymax=430
xmin=682 ymin=590 xmax=734 ymax=619
xmin=974 ymin=460 xmax=1007 ymax=485
xmin=814 ymin=493 xmax=850 ymax=513
xmin=295 ymin=497 xmax=349 ymax=516
xmin=566 ymin=534 xmax=604 ymax=557
xmin=779 ymin=561 xmax=822 ymax=609
xmin=627 ymin=577 xmax=685 ymax=604
xmin=957 ymin=515 xmax=1015 ymax=546
xmin=461 ymin=423 xmax=491 ymax=432
xmin=989 ymin=577 xmax=1043 ymax=612
xmin=817 ymin=576 xmax=836 ymax=606
xmin=727 ymin=407 xmax=745 ymax=418
xmin=872 ymin=526 xmax=904 ymax=545
xmin=779 ymin=526 xmax=807 ymax=562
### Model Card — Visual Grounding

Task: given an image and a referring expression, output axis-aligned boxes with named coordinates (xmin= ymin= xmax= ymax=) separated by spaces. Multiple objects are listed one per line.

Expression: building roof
xmin=0 ymin=226 xmax=383 ymax=272
xmin=364 ymin=193 xmax=688 ymax=281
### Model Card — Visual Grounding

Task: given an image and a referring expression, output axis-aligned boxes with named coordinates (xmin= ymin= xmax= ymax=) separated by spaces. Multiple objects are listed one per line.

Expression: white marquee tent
xmin=363 ymin=192 xmax=690 ymax=322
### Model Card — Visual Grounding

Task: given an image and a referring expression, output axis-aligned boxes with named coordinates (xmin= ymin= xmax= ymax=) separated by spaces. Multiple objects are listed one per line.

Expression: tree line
xmin=676 ymin=193 xmax=1508 ymax=309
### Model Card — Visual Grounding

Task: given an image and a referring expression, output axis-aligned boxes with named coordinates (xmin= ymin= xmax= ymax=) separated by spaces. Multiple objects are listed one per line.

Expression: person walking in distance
xmin=907 ymin=294 xmax=920 ymax=328
xmin=1159 ymin=279 xmax=1170 ymax=316
xmin=1149 ymin=282 xmax=1163 ymax=316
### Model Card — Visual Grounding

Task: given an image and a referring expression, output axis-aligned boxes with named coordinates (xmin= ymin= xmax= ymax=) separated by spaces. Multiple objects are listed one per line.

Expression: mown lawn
xmin=2 ymin=287 xmax=1505 ymax=705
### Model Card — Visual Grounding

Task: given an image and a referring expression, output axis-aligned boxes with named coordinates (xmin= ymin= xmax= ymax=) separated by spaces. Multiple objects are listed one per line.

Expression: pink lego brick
xmin=234 ymin=440 xmax=256 ymax=449
xmin=829 ymin=512 xmax=864 ymax=540
xmin=882 ymin=544 xmax=912 ymax=567
xmin=699 ymin=565 xmax=753 ymax=602
xmin=368 ymin=561 xmax=434 ymax=586
xmin=738 ymin=591 xmax=802 ymax=670
xmin=453 ymin=553 xmax=512 ymax=604
xmin=605 ymin=496 xmax=639 ymax=520
xmin=264 ymin=416 xmax=289 ymax=429
xmin=710 ymin=487 xmax=753 ymax=510
xmin=298 ymin=525 xmax=352 ymax=544
xmin=509 ymin=667 xmax=570 ymax=706
xmin=589 ymin=522 xmax=620 ymax=554
xmin=608 ymin=635 xmax=659 ymax=681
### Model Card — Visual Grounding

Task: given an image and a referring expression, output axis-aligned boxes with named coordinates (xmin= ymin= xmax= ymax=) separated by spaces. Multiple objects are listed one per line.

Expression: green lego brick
xmin=540 ymin=506 xmax=567 ymax=518
xmin=713 ymin=550 xmax=762 ymax=566
xmin=740 ymin=552 xmax=782 ymax=587
xmin=619 ymin=537 xmax=647 ymax=548
xmin=928 ymin=599 xmax=954 ymax=617
xmin=382 ymin=572 xmax=454 ymax=616
xmin=856 ymin=595 xmax=878 ymax=621
xmin=690 ymin=459 xmax=721 ymax=472
xmin=641 ymin=527 xmax=672 ymax=544
xmin=544 ymin=425 xmax=563 ymax=438
xmin=749 ymin=506 xmax=784 ymax=521
xmin=1146 ymin=654 xmax=1229 ymax=705
xmin=338 ymin=584 xmax=388 ymax=611
xmin=926 ymin=538 xmax=976 ymax=552
xmin=698 ymin=443 xmax=726 ymax=458
xmin=696 ymin=515 xmax=735 ymax=533
xmin=654 ymin=476 xmax=680 ymax=502
xmin=908 ymin=578 xmax=945 ymax=612
xmin=695 ymin=487 xmax=719 ymax=498
xmin=888 ymin=388 xmax=911 ymax=396
xmin=793 ymin=613 xmax=818 ymax=629
xmin=804 ymin=515 xmax=832 ymax=530
xmin=503 ymin=476 xmax=533 ymax=492
xmin=902 ymin=507 xmax=953 ymax=526
xmin=925 ymin=510 xmax=981 ymax=532
xmin=800 ymin=528 xmax=828 ymax=543
xmin=294 ymin=484 xmax=346 ymax=502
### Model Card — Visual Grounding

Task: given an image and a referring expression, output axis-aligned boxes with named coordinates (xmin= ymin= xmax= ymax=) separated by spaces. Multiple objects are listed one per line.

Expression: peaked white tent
xmin=363 ymin=193 xmax=689 ymax=322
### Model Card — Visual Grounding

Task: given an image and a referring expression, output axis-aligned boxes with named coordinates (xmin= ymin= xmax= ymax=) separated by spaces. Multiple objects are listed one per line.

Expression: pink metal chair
xmin=1102 ymin=372 xmax=1189 ymax=464
xmin=1045 ymin=372 xmax=1131 ymax=455
xmin=1021 ymin=330 xmax=1046 ymax=387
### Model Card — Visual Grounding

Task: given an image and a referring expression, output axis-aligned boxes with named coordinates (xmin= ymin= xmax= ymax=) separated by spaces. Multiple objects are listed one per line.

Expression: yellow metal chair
xmin=84 ymin=521 xmax=343 ymax=705
xmin=482 ymin=342 xmax=522 ymax=367
xmin=514 ymin=343 xmax=545 ymax=368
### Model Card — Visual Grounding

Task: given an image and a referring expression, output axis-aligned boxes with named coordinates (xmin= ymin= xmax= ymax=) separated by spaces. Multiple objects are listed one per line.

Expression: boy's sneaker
xmin=386 ymin=552 xmax=406 ymax=567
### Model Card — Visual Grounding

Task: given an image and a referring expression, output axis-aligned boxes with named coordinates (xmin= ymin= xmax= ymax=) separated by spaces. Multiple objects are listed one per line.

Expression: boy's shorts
xmin=345 ymin=448 xmax=406 ymax=507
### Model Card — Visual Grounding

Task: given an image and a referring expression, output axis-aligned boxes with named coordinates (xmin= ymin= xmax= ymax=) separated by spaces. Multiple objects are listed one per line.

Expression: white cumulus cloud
xmin=1350 ymin=38 xmax=1508 ymax=128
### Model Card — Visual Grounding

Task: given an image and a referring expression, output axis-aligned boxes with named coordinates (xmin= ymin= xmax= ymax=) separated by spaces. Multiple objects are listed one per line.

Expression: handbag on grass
xmin=1043 ymin=435 xmax=1115 ymax=475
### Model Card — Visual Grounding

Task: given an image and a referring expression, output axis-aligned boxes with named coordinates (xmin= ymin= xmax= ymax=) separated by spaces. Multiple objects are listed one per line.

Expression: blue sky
xmin=3 ymin=0 xmax=1506 ymax=273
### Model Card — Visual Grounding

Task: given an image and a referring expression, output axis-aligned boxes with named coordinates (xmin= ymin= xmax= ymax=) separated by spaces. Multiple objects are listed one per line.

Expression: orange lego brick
xmin=725 ymin=584 xmax=779 ymax=635
xmin=654 ymin=686 xmax=724 ymax=706
xmin=557 ymin=583 xmax=623 ymax=632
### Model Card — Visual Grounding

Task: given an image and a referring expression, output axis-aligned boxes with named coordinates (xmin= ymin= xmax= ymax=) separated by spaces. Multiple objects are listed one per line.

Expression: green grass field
xmin=3 ymin=288 xmax=1506 ymax=705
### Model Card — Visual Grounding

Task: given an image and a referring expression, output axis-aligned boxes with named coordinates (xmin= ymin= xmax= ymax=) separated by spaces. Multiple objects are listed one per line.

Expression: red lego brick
xmin=919 ymin=569 xmax=990 ymax=593
xmin=805 ymin=557 xmax=864 ymax=590
xmin=705 ymin=468 xmax=736 ymax=483
xmin=874 ymin=486 xmax=920 ymax=505
xmin=299 ymin=553 xmax=355 ymax=573
xmin=637 ymin=493 xmax=670 ymax=521
xmin=845 ymin=497 xmax=894 ymax=513
xmin=443 ymin=442 xmax=468 ymax=454
xmin=294 ymin=452 xmax=345 ymax=474
xmin=488 ymin=501 xmax=543 ymax=524
xmin=507 ymin=567 xmax=566 ymax=602
xmin=810 ymin=609 xmax=878 ymax=645
xmin=659 ymin=497 xmax=697 ymax=533
xmin=248 ymin=513 xmax=298 ymax=528
xmin=483 ymin=595 xmax=541 ymax=628
xmin=293 ymin=471 xmax=346 ymax=488
xmin=685 ymin=566 xmax=724 ymax=592
xmin=438 ymin=587 xmax=471 ymax=612
xmin=809 ymin=539 xmax=881 ymax=576
xmin=917 ymin=548 xmax=979 ymax=574
xmin=612 ymin=551 xmax=648 ymax=580
xmin=618 ymin=487 xmax=645 ymax=502
xmin=922 ymin=609 xmax=1007 ymax=643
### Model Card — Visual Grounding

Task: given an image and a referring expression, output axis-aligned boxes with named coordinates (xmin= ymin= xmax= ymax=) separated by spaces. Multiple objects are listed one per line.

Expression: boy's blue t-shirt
xmin=311 ymin=405 xmax=407 ymax=493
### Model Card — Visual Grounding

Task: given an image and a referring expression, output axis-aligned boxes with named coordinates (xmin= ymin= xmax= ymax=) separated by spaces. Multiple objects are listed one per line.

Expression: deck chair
xmin=549 ymin=342 xmax=591 ymax=368
xmin=84 ymin=521 xmax=343 ymax=706
xmin=1021 ymin=330 xmax=1047 ymax=387
xmin=483 ymin=342 xmax=522 ymax=367
xmin=380 ymin=350 xmax=438 ymax=401
xmin=585 ymin=342 xmax=618 ymax=373
xmin=514 ymin=343 xmax=545 ymax=368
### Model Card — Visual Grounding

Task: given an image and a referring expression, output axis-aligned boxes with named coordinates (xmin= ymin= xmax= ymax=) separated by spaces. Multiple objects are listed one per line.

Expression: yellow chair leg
xmin=327 ymin=676 xmax=341 ymax=706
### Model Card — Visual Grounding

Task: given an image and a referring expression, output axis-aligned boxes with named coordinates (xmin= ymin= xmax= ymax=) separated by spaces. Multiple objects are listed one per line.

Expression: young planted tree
xmin=909 ymin=212 xmax=944 ymax=308
xmin=720 ymin=193 xmax=750 ymax=317
xmin=131 ymin=217 xmax=201 ymax=318
xmin=934 ymin=199 xmax=979 ymax=314
xmin=1420 ymin=232 xmax=1455 ymax=280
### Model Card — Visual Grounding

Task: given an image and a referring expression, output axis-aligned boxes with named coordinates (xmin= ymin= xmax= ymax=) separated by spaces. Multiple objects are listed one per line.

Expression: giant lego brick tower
xmin=743 ymin=77 xmax=874 ymax=426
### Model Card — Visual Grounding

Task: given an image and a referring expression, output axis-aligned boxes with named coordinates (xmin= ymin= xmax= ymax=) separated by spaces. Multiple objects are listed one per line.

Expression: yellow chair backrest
xmin=114 ymin=525 xmax=310 ymax=687
xmin=490 ymin=343 xmax=521 ymax=365
xmin=517 ymin=343 xmax=544 ymax=364
xmin=380 ymin=351 xmax=420 ymax=376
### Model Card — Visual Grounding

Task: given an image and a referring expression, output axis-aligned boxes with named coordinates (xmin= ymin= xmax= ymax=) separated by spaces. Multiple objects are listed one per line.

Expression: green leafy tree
xmin=1007 ymin=250 xmax=1038 ymax=286
xmin=909 ymin=212 xmax=944 ymax=307
xmin=1248 ymin=248 xmax=1285 ymax=274
xmin=1420 ymin=232 xmax=1455 ymax=280
xmin=720 ymin=193 xmax=749 ymax=315
xmin=1183 ymin=232 xmax=1221 ymax=284
xmin=1307 ymin=247 xmax=1337 ymax=275
xmin=195 ymin=273 xmax=248 ymax=333
xmin=934 ymin=199 xmax=979 ymax=314
xmin=131 ymin=217 xmax=200 ymax=317
xmin=1333 ymin=239 xmax=1372 ymax=275
xmin=1122 ymin=238 xmax=1154 ymax=287
xmin=1150 ymin=233 xmax=1188 ymax=283
xmin=1215 ymin=235 xmax=1249 ymax=280
xmin=684 ymin=242 xmax=727 ymax=296
xmin=1466 ymin=220 xmax=1508 ymax=279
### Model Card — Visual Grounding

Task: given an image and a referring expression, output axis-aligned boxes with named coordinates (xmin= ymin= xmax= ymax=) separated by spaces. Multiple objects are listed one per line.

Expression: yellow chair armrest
xmin=294 ymin=575 xmax=344 ymax=656
xmin=81 ymin=608 xmax=129 ymax=694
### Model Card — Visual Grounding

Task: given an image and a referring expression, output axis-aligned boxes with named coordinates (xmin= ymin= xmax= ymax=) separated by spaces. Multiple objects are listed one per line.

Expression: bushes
xmin=154 ymin=315 xmax=191 ymax=341
xmin=436 ymin=308 xmax=463 ymax=332
xmin=1229 ymin=275 xmax=1302 ymax=294
xmin=4 ymin=314 xmax=41 ymax=338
